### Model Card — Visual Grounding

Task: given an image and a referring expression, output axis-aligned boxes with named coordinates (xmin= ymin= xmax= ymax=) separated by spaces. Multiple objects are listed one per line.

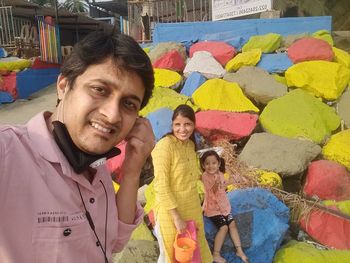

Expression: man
xmin=0 ymin=31 xmax=155 ymax=262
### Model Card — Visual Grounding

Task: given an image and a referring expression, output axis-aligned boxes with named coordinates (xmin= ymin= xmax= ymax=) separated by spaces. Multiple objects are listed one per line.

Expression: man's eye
xmin=92 ymin=87 xmax=106 ymax=95
xmin=123 ymin=100 xmax=138 ymax=111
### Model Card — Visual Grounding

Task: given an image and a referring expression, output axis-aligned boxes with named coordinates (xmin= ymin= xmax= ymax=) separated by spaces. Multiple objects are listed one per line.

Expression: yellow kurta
xmin=152 ymin=135 xmax=212 ymax=263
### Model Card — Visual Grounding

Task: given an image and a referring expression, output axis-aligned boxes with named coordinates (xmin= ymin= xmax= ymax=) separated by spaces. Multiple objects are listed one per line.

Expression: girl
xmin=201 ymin=150 xmax=249 ymax=263
xmin=152 ymin=104 xmax=212 ymax=262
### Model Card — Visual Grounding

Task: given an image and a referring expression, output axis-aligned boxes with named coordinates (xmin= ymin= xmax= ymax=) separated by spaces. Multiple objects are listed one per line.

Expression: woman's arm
xmin=152 ymin=137 xmax=178 ymax=210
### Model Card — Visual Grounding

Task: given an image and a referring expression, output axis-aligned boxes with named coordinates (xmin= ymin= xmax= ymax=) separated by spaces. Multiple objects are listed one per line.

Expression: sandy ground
xmin=0 ymin=83 xmax=57 ymax=125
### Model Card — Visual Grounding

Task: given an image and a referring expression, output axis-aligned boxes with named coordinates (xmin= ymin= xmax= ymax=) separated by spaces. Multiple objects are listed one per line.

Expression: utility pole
xmin=54 ymin=0 xmax=59 ymax=24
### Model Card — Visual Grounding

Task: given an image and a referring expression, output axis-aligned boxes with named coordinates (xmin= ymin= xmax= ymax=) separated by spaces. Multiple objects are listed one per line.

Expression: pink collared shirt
xmin=202 ymin=171 xmax=231 ymax=217
xmin=0 ymin=112 xmax=143 ymax=263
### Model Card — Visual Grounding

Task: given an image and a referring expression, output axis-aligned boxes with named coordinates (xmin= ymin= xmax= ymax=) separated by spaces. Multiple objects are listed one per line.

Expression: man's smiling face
xmin=56 ymin=57 xmax=145 ymax=154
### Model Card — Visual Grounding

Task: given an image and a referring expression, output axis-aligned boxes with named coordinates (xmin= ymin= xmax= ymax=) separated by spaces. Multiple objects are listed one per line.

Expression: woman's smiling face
xmin=172 ymin=114 xmax=195 ymax=142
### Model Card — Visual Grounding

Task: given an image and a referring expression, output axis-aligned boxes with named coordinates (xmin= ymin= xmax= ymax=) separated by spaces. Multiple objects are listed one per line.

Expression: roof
xmin=89 ymin=0 xmax=128 ymax=17
xmin=1 ymin=0 xmax=113 ymax=31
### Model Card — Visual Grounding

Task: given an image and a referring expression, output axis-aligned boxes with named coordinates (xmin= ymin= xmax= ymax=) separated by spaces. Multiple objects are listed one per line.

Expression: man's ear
xmin=57 ymin=74 xmax=69 ymax=100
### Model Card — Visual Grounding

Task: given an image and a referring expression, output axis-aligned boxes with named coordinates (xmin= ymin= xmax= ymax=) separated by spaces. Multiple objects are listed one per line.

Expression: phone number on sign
xmin=238 ymin=4 xmax=268 ymax=15
xmin=215 ymin=4 xmax=268 ymax=20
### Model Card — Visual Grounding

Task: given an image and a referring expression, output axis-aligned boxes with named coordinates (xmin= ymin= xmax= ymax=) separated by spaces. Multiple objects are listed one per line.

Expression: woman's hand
xmin=169 ymin=209 xmax=187 ymax=233
xmin=174 ymin=217 xmax=187 ymax=233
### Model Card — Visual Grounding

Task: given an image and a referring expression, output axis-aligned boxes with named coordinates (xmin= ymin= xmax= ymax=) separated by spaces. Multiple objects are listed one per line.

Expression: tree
xmin=61 ymin=0 xmax=89 ymax=13
xmin=29 ymin=0 xmax=54 ymax=7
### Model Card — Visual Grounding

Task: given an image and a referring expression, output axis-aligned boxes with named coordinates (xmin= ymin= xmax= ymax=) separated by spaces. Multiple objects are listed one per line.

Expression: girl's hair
xmin=200 ymin=150 xmax=226 ymax=173
xmin=171 ymin=104 xmax=197 ymax=146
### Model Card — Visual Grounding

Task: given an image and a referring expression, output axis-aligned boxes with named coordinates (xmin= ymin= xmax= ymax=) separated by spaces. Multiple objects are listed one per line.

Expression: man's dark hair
xmin=60 ymin=31 xmax=154 ymax=109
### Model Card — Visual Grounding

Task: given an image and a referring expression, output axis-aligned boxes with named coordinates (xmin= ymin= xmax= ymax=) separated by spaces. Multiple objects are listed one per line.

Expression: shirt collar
xmin=27 ymin=111 xmax=62 ymax=163
xmin=26 ymin=112 xmax=111 ymax=191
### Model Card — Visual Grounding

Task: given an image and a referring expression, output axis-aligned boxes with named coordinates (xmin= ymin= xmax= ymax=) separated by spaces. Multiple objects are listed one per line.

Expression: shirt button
xmin=63 ymin=228 xmax=72 ymax=236
xmin=89 ymin=198 xmax=95 ymax=204
xmin=96 ymin=241 xmax=100 ymax=247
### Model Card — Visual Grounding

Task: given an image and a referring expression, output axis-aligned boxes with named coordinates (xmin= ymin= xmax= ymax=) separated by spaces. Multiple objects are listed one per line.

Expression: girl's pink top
xmin=201 ymin=171 xmax=231 ymax=217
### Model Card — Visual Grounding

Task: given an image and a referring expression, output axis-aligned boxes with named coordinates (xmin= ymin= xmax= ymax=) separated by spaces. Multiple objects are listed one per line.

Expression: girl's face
xmin=172 ymin=114 xmax=195 ymax=142
xmin=203 ymin=155 xmax=220 ymax=175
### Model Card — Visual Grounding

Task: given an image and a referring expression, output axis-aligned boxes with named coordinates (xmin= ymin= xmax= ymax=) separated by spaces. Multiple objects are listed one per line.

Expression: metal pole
xmin=54 ymin=0 xmax=59 ymax=25
xmin=192 ymin=0 xmax=195 ymax=21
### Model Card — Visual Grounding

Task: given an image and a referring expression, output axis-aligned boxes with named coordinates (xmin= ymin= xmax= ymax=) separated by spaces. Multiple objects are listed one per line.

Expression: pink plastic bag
xmin=175 ymin=220 xmax=202 ymax=263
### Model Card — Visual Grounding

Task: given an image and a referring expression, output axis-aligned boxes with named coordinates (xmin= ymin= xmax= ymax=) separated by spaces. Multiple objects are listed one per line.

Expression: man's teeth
xmin=91 ymin=123 xmax=111 ymax=133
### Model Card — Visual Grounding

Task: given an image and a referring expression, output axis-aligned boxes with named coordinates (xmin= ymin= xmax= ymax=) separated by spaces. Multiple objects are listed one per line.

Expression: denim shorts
xmin=209 ymin=213 xmax=234 ymax=228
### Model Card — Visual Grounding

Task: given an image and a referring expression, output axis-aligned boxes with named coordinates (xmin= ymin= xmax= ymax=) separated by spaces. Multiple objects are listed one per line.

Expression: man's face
xmin=56 ymin=58 xmax=145 ymax=154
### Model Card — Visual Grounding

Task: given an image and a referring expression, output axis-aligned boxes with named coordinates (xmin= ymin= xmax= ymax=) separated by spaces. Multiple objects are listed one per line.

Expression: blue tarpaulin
xmin=0 ymin=91 xmax=14 ymax=104
xmin=16 ymin=68 xmax=60 ymax=99
xmin=153 ymin=16 xmax=332 ymax=44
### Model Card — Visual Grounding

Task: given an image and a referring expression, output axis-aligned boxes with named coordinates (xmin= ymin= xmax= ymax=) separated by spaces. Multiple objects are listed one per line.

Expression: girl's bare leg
xmin=213 ymin=225 xmax=228 ymax=263
xmin=228 ymin=221 xmax=249 ymax=263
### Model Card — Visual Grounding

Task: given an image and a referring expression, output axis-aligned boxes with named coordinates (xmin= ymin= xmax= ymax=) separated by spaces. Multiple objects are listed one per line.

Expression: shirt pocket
xmin=32 ymin=222 xmax=92 ymax=263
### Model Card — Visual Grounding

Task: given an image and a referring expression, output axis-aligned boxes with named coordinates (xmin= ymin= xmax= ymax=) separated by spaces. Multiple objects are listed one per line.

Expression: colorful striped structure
xmin=37 ymin=16 xmax=61 ymax=64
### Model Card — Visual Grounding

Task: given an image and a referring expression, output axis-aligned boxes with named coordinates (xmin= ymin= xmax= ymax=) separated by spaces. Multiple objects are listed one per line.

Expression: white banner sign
xmin=212 ymin=0 xmax=272 ymax=21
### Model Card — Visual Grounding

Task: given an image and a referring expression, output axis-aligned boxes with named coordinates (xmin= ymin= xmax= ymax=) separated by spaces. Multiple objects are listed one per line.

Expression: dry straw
xmin=214 ymin=140 xmax=350 ymax=223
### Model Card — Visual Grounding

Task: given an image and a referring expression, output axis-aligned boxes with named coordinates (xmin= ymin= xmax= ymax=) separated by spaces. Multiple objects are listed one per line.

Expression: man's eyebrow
xmin=127 ymin=94 xmax=142 ymax=104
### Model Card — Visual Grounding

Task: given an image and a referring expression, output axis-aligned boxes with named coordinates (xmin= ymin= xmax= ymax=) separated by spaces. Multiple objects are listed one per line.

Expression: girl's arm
xmin=225 ymin=173 xmax=236 ymax=185
xmin=202 ymin=174 xmax=219 ymax=194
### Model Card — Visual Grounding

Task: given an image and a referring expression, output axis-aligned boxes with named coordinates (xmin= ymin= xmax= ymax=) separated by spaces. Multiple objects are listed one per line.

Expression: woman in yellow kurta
xmin=152 ymin=104 xmax=212 ymax=263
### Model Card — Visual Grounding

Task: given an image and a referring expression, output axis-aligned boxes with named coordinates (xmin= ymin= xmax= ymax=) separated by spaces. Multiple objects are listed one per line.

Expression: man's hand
xmin=122 ymin=117 xmax=155 ymax=177
xmin=117 ymin=117 xmax=155 ymax=224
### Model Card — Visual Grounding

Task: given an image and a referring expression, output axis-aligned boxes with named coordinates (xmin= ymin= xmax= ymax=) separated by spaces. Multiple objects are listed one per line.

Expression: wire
xmin=100 ymin=180 xmax=108 ymax=259
xmin=76 ymin=182 xmax=109 ymax=263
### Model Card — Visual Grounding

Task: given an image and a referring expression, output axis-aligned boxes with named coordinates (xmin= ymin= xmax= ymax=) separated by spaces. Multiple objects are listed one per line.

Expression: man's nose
xmin=100 ymin=98 xmax=121 ymax=124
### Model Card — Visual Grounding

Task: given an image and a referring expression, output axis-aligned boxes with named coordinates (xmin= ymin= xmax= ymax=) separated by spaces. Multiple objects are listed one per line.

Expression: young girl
xmin=201 ymin=150 xmax=249 ymax=263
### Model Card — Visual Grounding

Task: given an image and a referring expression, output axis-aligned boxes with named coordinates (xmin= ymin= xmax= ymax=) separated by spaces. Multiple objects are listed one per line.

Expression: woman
xmin=152 ymin=104 xmax=212 ymax=263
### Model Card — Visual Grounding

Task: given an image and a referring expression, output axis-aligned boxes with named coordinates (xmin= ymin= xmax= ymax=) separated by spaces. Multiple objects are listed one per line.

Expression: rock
xmin=180 ymin=72 xmax=206 ymax=97
xmin=146 ymin=107 xmax=173 ymax=141
xmin=322 ymin=129 xmax=350 ymax=170
xmin=139 ymin=87 xmax=198 ymax=117
xmin=259 ymin=89 xmax=340 ymax=144
xmin=154 ymin=68 xmax=182 ymax=89
xmin=256 ymin=53 xmax=293 ymax=73
xmin=205 ymin=188 xmax=289 ymax=263
xmin=303 ymin=160 xmax=350 ymax=201
xmin=285 ymin=61 xmax=350 ymax=100
xmin=242 ymin=33 xmax=281 ymax=53
xmin=337 ymin=89 xmax=350 ymax=128
xmin=184 ymin=51 xmax=226 ymax=79
xmin=238 ymin=132 xmax=321 ymax=177
xmin=148 ymin=42 xmax=186 ymax=63
xmin=274 ymin=240 xmax=350 ymax=263
xmin=192 ymin=78 xmax=259 ymax=112
xmin=112 ymin=240 xmax=159 ymax=263
xmin=224 ymin=66 xmax=287 ymax=104
xmin=287 ymin=37 xmax=334 ymax=63
xmin=189 ymin=41 xmax=236 ymax=66
xmin=195 ymin=110 xmax=258 ymax=141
